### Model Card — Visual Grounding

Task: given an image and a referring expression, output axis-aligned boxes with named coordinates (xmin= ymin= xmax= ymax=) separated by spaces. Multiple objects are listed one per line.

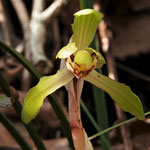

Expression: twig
xmin=10 ymin=0 xmax=31 ymax=90
xmin=30 ymin=0 xmax=53 ymax=74
xmin=37 ymin=0 xmax=69 ymax=23
xmin=98 ymin=13 xmax=133 ymax=150
xmin=30 ymin=0 xmax=69 ymax=74
xmin=10 ymin=0 xmax=30 ymax=59
xmin=10 ymin=0 xmax=29 ymax=38
xmin=52 ymin=19 xmax=61 ymax=60
xmin=0 ymin=0 xmax=11 ymax=44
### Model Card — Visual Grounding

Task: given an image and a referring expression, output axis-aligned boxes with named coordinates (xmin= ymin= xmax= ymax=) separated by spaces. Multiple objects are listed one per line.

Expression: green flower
xmin=21 ymin=9 xmax=145 ymax=124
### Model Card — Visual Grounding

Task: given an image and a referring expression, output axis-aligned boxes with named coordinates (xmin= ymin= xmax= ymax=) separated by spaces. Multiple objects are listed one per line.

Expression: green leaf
xmin=0 ymin=40 xmax=74 ymax=149
xmin=0 ymin=72 xmax=11 ymax=97
xmin=21 ymin=68 xmax=74 ymax=124
xmin=0 ymin=41 xmax=41 ymax=81
xmin=80 ymin=0 xmax=93 ymax=9
xmin=0 ymin=71 xmax=46 ymax=150
xmin=84 ymin=70 xmax=145 ymax=120
xmin=56 ymin=43 xmax=78 ymax=59
xmin=90 ymin=111 xmax=150 ymax=140
xmin=0 ymin=111 xmax=32 ymax=150
xmin=80 ymin=100 xmax=100 ymax=131
xmin=81 ymin=99 xmax=111 ymax=148
xmin=72 ymin=9 xmax=103 ymax=49
xmin=91 ymin=69 xmax=112 ymax=150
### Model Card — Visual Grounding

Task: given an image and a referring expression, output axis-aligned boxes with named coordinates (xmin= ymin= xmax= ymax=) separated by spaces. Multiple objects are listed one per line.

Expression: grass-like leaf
xmin=89 ymin=111 xmax=150 ymax=140
xmin=0 ymin=40 xmax=74 ymax=149
xmin=0 ymin=41 xmax=41 ymax=81
xmin=0 ymin=111 xmax=32 ymax=150
xmin=0 ymin=72 xmax=46 ymax=150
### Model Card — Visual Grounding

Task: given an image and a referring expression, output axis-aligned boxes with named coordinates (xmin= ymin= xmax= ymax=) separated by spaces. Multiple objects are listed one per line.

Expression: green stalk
xmin=0 ymin=72 xmax=11 ymax=97
xmin=0 ymin=111 xmax=32 ymax=150
xmin=0 ymin=40 xmax=74 ymax=149
xmin=92 ymin=83 xmax=111 ymax=150
xmin=89 ymin=111 xmax=150 ymax=140
xmin=79 ymin=1 xmax=112 ymax=149
xmin=81 ymin=100 xmax=111 ymax=147
xmin=92 ymin=77 xmax=108 ymax=130
xmin=80 ymin=0 xmax=93 ymax=9
xmin=0 ymin=42 xmax=41 ymax=80
xmin=47 ymin=94 xmax=74 ymax=149
xmin=81 ymin=100 xmax=100 ymax=131
xmin=92 ymin=37 xmax=110 ymax=143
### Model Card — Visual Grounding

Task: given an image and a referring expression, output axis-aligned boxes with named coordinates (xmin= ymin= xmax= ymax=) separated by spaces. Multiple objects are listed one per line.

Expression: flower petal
xmin=84 ymin=47 xmax=106 ymax=68
xmin=72 ymin=9 xmax=103 ymax=49
xmin=21 ymin=68 xmax=74 ymax=124
xmin=56 ymin=43 xmax=77 ymax=59
xmin=84 ymin=70 xmax=145 ymax=120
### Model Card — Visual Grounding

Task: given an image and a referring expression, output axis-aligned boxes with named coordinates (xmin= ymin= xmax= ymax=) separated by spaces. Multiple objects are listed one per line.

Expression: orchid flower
xmin=21 ymin=9 xmax=145 ymax=149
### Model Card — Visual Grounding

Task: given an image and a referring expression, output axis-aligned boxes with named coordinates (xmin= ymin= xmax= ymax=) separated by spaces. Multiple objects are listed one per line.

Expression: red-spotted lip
xmin=65 ymin=54 xmax=97 ymax=79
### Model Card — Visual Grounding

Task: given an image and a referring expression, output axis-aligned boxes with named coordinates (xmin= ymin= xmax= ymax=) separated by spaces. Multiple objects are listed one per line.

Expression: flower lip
xmin=74 ymin=50 xmax=93 ymax=69
xmin=58 ymin=46 xmax=105 ymax=79
xmin=65 ymin=49 xmax=99 ymax=79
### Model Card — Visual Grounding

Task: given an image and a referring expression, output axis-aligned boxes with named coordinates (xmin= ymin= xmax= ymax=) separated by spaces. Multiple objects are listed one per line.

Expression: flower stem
xmin=68 ymin=78 xmax=85 ymax=149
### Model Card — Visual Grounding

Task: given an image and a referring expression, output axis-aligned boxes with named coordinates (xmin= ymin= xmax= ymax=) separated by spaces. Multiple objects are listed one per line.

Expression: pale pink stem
xmin=66 ymin=78 xmax=85 ymax=150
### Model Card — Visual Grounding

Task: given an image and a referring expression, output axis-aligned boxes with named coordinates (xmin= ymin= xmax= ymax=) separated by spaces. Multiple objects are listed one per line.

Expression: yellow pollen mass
xmin=74 ymin=50 xmax=93 ymax=69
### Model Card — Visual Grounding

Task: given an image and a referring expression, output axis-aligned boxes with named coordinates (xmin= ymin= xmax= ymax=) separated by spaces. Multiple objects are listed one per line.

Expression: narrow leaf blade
xmin=0 ymin=40 xmax=74 ymax=149
xmin=0 ymin=41 xmax=41 ymax=81
xmin=84 ymin=70 xmax=145 ymax=120
xmin=0 ymin=111 xmax=32 ymax=150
